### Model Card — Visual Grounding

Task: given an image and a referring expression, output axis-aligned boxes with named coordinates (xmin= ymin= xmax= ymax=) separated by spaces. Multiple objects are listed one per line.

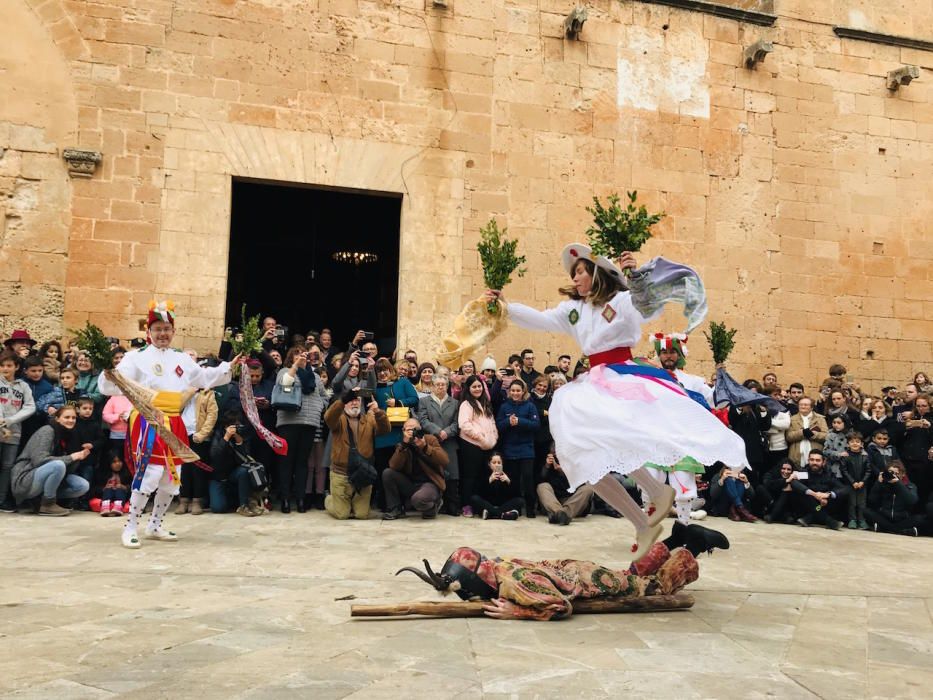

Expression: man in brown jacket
xmin=324 ymin=388 xmax=390 ymax=520
xmin=382 ymin=417 xmax=448 ymax=520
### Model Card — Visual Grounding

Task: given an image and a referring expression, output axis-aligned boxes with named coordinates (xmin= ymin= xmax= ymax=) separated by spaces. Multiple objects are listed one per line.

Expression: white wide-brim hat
xmin=560 ymin=243 xmax=627 ymax=287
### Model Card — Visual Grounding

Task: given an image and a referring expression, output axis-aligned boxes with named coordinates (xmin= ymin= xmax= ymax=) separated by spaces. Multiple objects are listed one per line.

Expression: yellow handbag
xmin=385 ymin=387 xmax=410 ymax=426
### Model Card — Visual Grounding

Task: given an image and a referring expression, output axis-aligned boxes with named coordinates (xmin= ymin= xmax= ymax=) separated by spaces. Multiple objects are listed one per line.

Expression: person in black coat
xmin=790 ymin=450 xmax=848 ymax=529
xmin=208 ymin=410 xmax=262 ymax=515
xmin=472 ymin=452 xmax=524 ymax=520
xmin=728 ymin=404 xmax=771 ymax=486
xmin=864 ymin=461 xmax=924 ymax=535
xmin=763 ymin=459 xmax=804 ymax=524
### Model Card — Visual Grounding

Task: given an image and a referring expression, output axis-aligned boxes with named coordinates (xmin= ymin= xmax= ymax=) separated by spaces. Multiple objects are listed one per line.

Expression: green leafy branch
xmin=585 ymin=191 xmax=664 ymax=261
xmin=704 ymin=321 xmax=738 ymax=365
xmin=477 ymin=219 xmax=526 ymax=314
xmin=70 ymin=322 xmax=115 ymax=372
xmin=230 ymin=304 xmax=263 ymax=375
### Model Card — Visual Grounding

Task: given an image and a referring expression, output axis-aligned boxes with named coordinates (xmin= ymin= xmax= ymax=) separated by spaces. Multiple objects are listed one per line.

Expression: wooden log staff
xmin=351 ymin=594 xmax=694 ymax=618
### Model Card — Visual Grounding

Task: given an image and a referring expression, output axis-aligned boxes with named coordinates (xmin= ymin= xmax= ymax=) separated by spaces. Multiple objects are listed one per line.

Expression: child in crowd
xmin=56 ymin=368 xmax=85 ymax=406
xmin=840 ymin=431 xmax=872 ymax=529
xmin=99 ymin=454 xmax=131 ymax=516
xmin=102 ymin=393 xmax=132 ymax=466
xmin=73 ymin=398 xmax=105 ymax=509
xmin=867 ymin=428 xmax=900 ymax=473
xmin=472 ymin=452 xmax=524 ymax=520
xmin=19 ymin=356 xmax=59 ymax=449
xmin=822 ymin=414 xmax=850 ymax=479
xmin=0 ymin=351 xmax=36 ymax=511
xmin=494 ymin=378 xmax=540 ymax=517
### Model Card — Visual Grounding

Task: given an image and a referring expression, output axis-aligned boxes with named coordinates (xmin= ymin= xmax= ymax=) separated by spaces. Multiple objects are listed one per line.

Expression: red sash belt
xmin=588 ymin=347 xmax=633 ymax=366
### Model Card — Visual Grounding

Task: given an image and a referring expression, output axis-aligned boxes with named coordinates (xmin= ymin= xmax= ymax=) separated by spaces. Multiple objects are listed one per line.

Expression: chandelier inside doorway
xmin=332 ymin=250 xmax=379 ymax=265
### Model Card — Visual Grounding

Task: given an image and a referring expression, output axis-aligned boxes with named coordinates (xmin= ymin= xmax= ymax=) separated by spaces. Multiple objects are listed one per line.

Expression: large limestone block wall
xmin=10 ymin=0 xmax=933 ymax=393
xmin=0 ymin=1 xmax=79 ymax=341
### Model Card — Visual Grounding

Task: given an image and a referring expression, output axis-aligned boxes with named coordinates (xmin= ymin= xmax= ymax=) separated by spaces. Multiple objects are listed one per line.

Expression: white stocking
xmin=147 ymin=489 xmax=174 ymax=533
xmin=636 ymin=466 xmax=667 ymax=508
xmin=593 ymin=474 xmax=648 ymax=530
xmin=123 ymin=490 xmax=150 ymax=536
xmin=669 ymin=471 xmax=698 ymax=525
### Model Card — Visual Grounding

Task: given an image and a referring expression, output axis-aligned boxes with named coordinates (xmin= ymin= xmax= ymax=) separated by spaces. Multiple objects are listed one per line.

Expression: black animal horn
xmin=422 ymin=559 xmax=449 ymax=589
xmin=395 ymin=566 xmax=439 ymax=588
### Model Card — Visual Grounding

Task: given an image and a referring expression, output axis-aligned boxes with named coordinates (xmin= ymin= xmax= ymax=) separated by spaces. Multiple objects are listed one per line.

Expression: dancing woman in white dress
xmin=486 ymin=244 xmax=749 ymax=559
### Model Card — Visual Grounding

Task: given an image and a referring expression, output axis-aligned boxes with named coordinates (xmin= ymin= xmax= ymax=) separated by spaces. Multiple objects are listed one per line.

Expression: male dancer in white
xmin=99 ymin=301 xmax=236 ymax=548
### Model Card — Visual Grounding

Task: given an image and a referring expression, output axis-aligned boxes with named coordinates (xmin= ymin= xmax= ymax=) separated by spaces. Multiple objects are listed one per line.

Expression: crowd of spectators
xmin=0 ymin=322 xmax=930 ymax=539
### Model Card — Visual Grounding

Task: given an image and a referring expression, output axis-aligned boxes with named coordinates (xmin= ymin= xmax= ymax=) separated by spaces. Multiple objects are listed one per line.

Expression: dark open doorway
xmin=225 ymin=178 xmax=402 ymax=353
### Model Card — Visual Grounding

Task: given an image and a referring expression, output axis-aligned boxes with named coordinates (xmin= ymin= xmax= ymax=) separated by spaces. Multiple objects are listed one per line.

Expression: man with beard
xmin=639 ymin=333 xmax=716 ymax=525
xmin=323 ymin=387 xmax=390 ymax=520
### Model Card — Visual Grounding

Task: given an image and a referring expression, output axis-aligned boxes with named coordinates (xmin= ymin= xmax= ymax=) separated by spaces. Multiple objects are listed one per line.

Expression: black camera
xmin=360 ymin=389 xmax=374 ymax=402
xmin=886 ymin=469 xmax=899 ymax=483
xmin=362 ymin=331 xmax=375 ymax=341
xmin=235 ymin=424 xmax=246 ymax=435
xmin=412 ymin=428 xmax=424 ymax=440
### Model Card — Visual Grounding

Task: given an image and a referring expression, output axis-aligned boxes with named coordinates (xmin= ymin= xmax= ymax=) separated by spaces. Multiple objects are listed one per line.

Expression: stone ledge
xmin=832 ymin=27 xmax=933 ymax=53
xmin=636 ymin=0 xmax=777 ymax=27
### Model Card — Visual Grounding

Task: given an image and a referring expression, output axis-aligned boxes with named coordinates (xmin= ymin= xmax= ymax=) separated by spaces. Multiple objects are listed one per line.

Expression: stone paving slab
xmin=1 ymin=511 xmax=931 ymax=699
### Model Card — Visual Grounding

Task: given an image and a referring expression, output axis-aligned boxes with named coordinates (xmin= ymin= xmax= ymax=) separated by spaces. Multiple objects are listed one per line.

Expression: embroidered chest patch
xmin=601 ymin=305 xmax=617 ymax=323
xmin=175 ymin=365 xmax=184 ymax=377
xmin=568 ymin=308 xmax=580 ymax=325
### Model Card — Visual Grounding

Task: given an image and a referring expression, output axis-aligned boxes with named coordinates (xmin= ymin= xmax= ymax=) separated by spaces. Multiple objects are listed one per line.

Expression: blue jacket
xmin=495 ymin=399 xmax=540 ymax=460
xmin=374 ymin=376 xmax=419 ymax=449
xmin=25 ymin=376 xmax=59 ymax=414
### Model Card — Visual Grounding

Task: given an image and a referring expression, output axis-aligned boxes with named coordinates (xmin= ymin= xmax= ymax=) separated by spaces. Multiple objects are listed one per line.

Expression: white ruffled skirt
xmin=551 ymin=363 xmax=749 ymax=491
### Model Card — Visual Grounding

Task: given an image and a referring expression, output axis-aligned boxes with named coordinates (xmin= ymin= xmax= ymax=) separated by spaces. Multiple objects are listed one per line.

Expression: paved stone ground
xmin=1 ymin=510 xmax=931 ymax=699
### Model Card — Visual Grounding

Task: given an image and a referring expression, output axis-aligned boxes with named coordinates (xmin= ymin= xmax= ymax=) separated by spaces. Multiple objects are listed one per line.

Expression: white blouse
xmin=507 ymin=290 xmax=660 ymax=356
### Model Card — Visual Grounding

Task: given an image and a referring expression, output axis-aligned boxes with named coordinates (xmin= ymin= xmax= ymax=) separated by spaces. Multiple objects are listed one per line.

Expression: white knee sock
xmin=593 ymin=475 xmax=648 ymax=529
xmin=674 ymin=498 xmax=693 ymax=525
xmin=631 ymin=468 xmax=667 ymax=503
xmin=147 ymin=489 xmax=174 ymax=532
xmin=124 ymin=490 xmax=150 ymax=535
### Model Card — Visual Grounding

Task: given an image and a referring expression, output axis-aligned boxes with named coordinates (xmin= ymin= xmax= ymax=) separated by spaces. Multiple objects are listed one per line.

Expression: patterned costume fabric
xmin=629 ymin=258 xmax=708 ymax=334
xmin=449 ymin=544 xmax=698 ymax=621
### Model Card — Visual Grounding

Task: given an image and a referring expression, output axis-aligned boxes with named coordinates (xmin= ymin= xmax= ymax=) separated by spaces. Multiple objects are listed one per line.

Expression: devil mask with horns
xmin=396 ymin=547 xmax=499 ymax=600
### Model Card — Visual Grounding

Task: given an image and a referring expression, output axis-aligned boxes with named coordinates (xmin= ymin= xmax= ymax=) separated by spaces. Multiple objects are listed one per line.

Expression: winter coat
xmin=323 ymin=400 xmax=390 ymax=475
xmin=728 ymin=405 xmax=771 ymax=467
xmin=25 ymin=376 xmax=59 ymax=415
xmin=192 ymin=389 xmax=218 ymax=444
xmin=867 ymin=477 xmax=918 ymax=522
xmin=495 ymin=398 xmax=540 ymax=460
xmin=0 ymin=376 xmax=36 ymax=445
xmin=867 ymin=443 xmax=900 ymax=472
xmin=766 ymin=410 xmax=791 ymax=452
xmin=457 ymin=401 xmax=498 ymax=450
xmin=76 ymin=370 xmax=104 ymax=404
xmin=531 ymin=392 xmax=552 ymax=446
xmin=388 ymin=434 xmax=448 ymax=492
xmin=840 ymin=451 xmax=873 ymax=485
xmin=102 ymin=395 xmax=133 ymax=438
xmin=790 ymin=467 xmax=849 ymax=500
xmin=417 ymin=394 xmax=459 ymax=479
xmin=787 ymin=413 xmax=828 ymax=466
xmin=274 ymin=366 xmax=318 ymax=428
xmin=331 ymin=360 xmax=376 ymax=397
xmin=374 ymin=377 xmax=418 ymax=450
xmin=11 ymin=425 xmax=78 ymax=501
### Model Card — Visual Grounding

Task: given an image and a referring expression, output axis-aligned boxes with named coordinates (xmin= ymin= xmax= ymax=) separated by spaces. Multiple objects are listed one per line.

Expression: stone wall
xmin=6 ymin=0 xmax=933 ymax=392
xmin=0 ymin=1 xmax=78 ymax=341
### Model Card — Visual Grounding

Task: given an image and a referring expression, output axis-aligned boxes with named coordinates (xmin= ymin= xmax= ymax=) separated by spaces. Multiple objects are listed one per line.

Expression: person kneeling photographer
xmin=864 ymin=461 xmax=923 ymax=536
xmin=208 ymin=411 xmax=266 ymax=516
xmin=382 ymin=418 xmax=448 ymax=520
